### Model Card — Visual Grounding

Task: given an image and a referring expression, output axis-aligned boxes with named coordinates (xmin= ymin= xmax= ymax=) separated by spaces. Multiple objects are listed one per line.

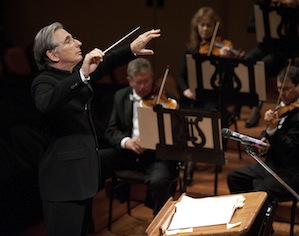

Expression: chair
xmin=107 ymin=169 xmax=183 ymax=231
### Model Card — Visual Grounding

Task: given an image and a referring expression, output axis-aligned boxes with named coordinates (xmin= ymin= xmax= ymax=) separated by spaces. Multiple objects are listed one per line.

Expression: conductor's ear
xmin=46 ymin=50 xmax=59 ymax=63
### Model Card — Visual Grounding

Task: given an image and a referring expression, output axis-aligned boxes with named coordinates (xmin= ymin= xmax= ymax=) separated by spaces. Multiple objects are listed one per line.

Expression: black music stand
xmin=190 ymin=54 xmax=265 ymax=108
xmin=153 ymin=105 xmax=225 ymax=195
xmin=254 ymin=3 xmax=299 ymax=59
xmin=187 ymin=54 xmax=266 ymax=158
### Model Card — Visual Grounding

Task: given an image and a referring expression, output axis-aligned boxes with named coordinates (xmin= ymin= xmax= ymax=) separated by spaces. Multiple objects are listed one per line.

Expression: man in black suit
xmin=104 ymin=58 xmax=179 ymax=216
xmin=227 ymin=65 xmax=299 ymax=234
xmin=31 ymin=22 xmax=160 ymax=236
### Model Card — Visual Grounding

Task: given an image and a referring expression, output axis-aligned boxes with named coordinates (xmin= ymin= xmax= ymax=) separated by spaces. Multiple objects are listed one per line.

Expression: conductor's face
xmin=49 ymin=28 xmax=83 ymax=71
xmin=128 ymin=71 xmax=154 ymax=99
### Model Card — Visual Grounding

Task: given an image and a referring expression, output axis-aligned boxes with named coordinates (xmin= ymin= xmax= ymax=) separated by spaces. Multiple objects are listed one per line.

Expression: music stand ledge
xmin=146 ymin=191 xmax=268 ymax=236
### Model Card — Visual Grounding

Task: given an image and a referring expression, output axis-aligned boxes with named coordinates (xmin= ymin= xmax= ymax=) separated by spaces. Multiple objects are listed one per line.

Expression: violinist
xmin=227 ymin=65 xmax=299 ymax=234
xmin=176 ymin=6 xmax=244 ymax=185
xmin=245 ymin=0 xmax=299 ymax=128
xmin=103 ymin=58 xmax=179 ymax=216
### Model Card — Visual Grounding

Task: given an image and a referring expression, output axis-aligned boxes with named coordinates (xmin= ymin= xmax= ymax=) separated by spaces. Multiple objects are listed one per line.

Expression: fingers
xmin=81 ymin=48 xmax=104 ymax=77
xmin=183 ymin=89 xmax=196 ymax=100
xmin=125 ymin=138 xmax=143 ymax=154
xmin=88 ymin=48 xmax=105 ymax=62
xmin=130 ymin=29 xmax=161 ymax=56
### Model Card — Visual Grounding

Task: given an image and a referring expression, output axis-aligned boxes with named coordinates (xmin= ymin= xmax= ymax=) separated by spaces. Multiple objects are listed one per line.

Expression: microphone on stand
xmin=222 ymin=128 xmax=267 ymax=148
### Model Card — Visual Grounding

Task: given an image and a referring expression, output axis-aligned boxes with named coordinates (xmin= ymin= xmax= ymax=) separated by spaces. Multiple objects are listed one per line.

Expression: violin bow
xmin=103 ymin=26 xmax=140 ymax=53
xmin=276 ymin=58 xmax=292 ymax=107
xmin=207 ymin=21 xmax=220 ymax=56
xmin=155 ymin=65 xmax=170 ymax=105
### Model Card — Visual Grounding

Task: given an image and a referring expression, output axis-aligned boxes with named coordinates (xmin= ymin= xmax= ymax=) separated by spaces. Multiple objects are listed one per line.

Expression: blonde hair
xmin=187 ymin=7 xmax=220 ymax=53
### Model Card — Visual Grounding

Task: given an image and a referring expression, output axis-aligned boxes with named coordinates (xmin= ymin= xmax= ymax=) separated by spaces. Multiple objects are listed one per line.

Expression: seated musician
xmin=227 ymin=65 xmax=299 ymax=234
xmin=176 ymin=6 xmax=244 ymax=185
xmin=244 ymin=0 xmax=299 ymax=128
xmin=100 ymin=58 xmax=179 ymax=216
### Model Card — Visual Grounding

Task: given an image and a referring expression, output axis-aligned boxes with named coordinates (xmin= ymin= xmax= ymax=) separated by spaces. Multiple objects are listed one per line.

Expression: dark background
xmin=0 ymin=0 xmax=259 ymax=234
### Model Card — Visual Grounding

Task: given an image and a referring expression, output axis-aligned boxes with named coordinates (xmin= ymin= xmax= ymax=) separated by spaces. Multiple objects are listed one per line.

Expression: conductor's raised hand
xmin=130 ymin=29 xmax=161 ymax=56
xmin=80 ymin=48 xmax=104 ymax=78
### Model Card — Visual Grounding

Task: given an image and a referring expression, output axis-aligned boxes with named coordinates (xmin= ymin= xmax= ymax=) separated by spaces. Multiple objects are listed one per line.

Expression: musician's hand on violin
xmin=183 ymin=88 xmax=196 ymax=101
xmin=264 ymin=109 xmax=280 ymax=129
xmin=130 ymin=29 xmax=161 ymax=56
xmin=219 ymin=46 xmax=232 ymax=58
xmin=81 ymin=48 xmax=104 ymax=77
xmin=124 ymin=138 xmax=144 ymax=155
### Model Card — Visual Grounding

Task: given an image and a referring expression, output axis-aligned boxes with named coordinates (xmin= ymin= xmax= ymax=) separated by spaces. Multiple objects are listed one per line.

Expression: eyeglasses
xmin=52 ymin=36 xmax=80 ymax=50
xmin=131 ymin=78 xmax=152 ymax=86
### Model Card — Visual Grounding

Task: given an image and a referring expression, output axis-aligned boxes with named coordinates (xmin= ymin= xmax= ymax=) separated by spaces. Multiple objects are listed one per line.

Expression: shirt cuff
xmin=79 ymin=69 xmax=91 ymax=84
xmin=120 ymin=137 xmax=130 ymax=149
xmin=266 ymin=126 xmax=277 ymax=136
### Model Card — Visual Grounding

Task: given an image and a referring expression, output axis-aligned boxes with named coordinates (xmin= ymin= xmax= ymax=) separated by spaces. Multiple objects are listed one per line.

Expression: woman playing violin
xmin=177 ymin=6 xmax=244 ymax=108
xmin=176 ymin=6 xmax=244 ymax=185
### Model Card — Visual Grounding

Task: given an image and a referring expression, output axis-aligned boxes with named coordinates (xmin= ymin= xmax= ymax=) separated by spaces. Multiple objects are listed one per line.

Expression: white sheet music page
xmin=167 ymin=195 xmax=245 ymax=232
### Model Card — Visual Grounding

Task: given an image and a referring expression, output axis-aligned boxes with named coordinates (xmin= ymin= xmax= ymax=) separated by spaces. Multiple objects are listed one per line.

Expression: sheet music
xmin=138 ymin=106 xmax=173 ymax=150
xmin=138 ymin=106 xmax=222 ymax=150
xmin=186 ymin=54 xmax=267 ymax=105
xmin=167 ymin=195 xmax=245 ymax=231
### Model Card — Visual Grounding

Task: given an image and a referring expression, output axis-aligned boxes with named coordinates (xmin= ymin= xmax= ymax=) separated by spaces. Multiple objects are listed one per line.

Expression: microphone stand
xmin=244 ymin=145 xmax=299 ymax=201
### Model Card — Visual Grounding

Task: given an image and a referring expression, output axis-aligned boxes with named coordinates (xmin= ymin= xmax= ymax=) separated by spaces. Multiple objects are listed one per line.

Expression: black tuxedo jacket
xmin=264 ymin=108 xmax=299 ymax=176
xmin=31 ymin=46 xmax=135 ymax=201
xmin=105 ymin=86 xmax=134 ymax=147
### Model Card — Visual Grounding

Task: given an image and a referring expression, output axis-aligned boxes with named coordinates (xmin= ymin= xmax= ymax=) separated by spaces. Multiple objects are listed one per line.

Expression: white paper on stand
xmin=167 ymin=195 xmax=245 ymax=231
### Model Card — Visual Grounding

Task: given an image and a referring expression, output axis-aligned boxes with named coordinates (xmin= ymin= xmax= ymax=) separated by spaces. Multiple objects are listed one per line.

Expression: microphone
xmin=222 ymin=128 xmax=267 ymax=148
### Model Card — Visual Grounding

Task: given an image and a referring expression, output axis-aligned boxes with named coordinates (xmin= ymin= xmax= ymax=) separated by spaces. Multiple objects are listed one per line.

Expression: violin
xmin=140 ymin=92 xmax=178 ymax=109
xmin=214 ymin=42 xmax=242 ymax=57
xmin=275 ymin=102 xmax=299 ymax=117
xmin=199 ymin=37 xmax=233 ymax=56
xmin=199 ymin=37 xmax=244 ymax=58
xmin=140 ymin=66 xmax=178 ymax=110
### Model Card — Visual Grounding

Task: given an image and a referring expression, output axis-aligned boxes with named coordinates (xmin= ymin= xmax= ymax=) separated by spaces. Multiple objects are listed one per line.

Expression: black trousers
xmin=99 ymin=148 xmax=179 ymax=215
xmin=227 ymin=162 xmax=296 ymax=203
xmin=42 ymin=198 xmax=93 ymax=236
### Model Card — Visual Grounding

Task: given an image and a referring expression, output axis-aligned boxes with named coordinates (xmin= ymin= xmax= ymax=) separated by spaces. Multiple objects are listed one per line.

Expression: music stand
xmin=187 ymin=54 xmax=266 ymax=159
xmin=187 ymin=54 xmax=266 ymax=108
xmin=254 ymin=3 xmax=283 ymax=43
xmin=254 ymin=3 xmax=299 ymax=59
xmin=151 ymin=105 xmax=225 ymax=195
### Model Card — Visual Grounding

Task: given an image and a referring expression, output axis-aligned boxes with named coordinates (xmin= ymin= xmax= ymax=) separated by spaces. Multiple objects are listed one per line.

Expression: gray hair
xmin=127 ymin=58 xmax=153 ymax=78
xmin=33 ymin=22 xmax=63 ymax=70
